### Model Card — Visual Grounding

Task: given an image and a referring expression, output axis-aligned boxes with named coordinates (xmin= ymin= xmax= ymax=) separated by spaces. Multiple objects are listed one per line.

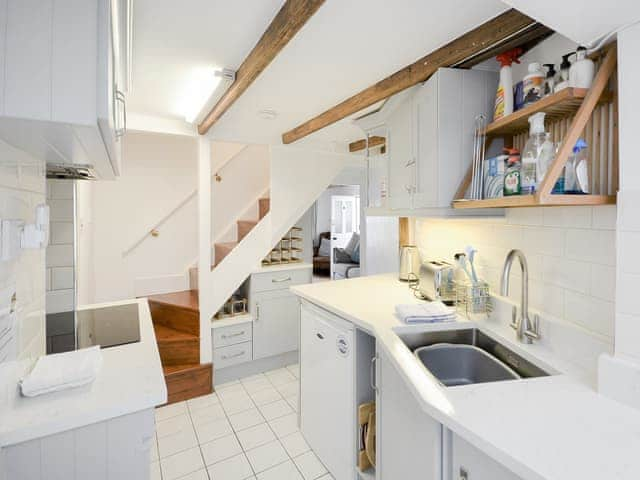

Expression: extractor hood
xmin=46 ymin=164 xmax=97 ymax=180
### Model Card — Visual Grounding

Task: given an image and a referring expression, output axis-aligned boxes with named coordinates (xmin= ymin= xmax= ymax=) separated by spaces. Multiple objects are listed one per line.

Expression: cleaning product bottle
xmin=520 ymin=112 xmax=551 ymax=194
xmin=569 ymin=46 xmax=595 ymax=89
xmin=552 ymin=141 xmax=566 ymax=194
xmin=503 ymin=148 xmax=521 ymax=196
xmin=554 ymin=53 xmax=572 ymax=92
xmin=543 ymin=64 xmax=556 ymax=97
xmin=523 ymin=62 xmax=544 ymax=106
xmin=565 ymin=138 xmax=590 ymax=194
xmin=493 ymin=48 xmax=522 ymax=121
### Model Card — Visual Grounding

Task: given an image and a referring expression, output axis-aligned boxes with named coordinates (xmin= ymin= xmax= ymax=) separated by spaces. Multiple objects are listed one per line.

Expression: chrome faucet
xmin=500 ymin=249 xmax=540 ymax=344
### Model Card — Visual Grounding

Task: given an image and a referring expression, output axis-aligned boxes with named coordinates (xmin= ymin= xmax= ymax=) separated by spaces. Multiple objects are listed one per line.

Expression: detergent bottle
xmin=493 ymin=48 xmax=522 ymax=121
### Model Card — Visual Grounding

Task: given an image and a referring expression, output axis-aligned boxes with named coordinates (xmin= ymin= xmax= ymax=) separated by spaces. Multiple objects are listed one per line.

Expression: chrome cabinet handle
xmin=370 ymin=356 xmax=378 ymax=392
xmin=255 ymin=304 xmax=260 ymax=321
xmin=272 ymin=276 xmax=292 ymax=283
xmin=221 ymin=351 xmax=245 ymax=360
xmin=316 ymin=332 xmax=325 ymax=340
xmin=405 ymin=157 xmax=416 ymax=167
xmin=221 ymin=331 xmax=245 ymax=339
xmin=115 ymin=89 xmax=127 ymax=138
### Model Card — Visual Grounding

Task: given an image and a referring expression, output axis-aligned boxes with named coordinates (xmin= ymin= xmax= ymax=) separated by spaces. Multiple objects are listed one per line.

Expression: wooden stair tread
xmin=214 ymin=241 xmax=239 ymax=266
xmin=147 ymin=290 xmax=199 ymax=312
xmin=153 ymin=323 xmax=198 ymax=342
xmin=259 ymin=198 xmax=270 ymax=219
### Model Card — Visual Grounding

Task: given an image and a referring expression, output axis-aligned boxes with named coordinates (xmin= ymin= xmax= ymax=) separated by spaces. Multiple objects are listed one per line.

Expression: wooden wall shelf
xmin=452 ymin=45 xmax=618 ymax=210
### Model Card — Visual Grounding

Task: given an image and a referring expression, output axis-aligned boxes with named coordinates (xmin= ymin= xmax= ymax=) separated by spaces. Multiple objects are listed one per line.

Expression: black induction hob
xmin=46 ymin=303 xmax=141 ymax=354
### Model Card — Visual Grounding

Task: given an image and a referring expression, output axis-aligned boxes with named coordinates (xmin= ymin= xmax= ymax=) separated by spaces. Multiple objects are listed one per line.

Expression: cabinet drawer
xmin=214 ymin=342 xmax=252 ymax=369
xmin=251 ymin=268 xmax=311 ymax=293
xmin=213 ymin=322 xmax=252 ymax=348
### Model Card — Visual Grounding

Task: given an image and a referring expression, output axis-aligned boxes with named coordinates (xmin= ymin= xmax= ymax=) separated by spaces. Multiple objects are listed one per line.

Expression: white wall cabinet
xmin=451 ymin=433 xmax=522 ymax=480
xmin=376 ymin=347 xmax=442 ymax=480
xmin=386 ymin=68 xmax=497 ymax=211
xmin=0 ymin=0 xmax=130 ymax=179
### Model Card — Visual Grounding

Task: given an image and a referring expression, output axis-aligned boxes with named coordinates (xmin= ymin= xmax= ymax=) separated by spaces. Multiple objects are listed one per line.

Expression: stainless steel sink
xmin=399 ymin=328 xmax=549 ymax=386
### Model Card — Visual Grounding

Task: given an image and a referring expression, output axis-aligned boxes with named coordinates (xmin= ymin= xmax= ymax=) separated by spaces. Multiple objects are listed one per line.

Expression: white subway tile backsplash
xmin=50 ymin=221 xmax=74 ymax=244
xmin=48 ymin=198 xmax=74 ymax=222
xmin=415 ymin=204 xmax=617 ymax=341
xmin=565 ymin=229 xmax=615 ymax=266
xmin=51 ymin=266 xmax=74 ymax=290
xmin=46 ymin=244 xmax=74 ymax=267
xmin=46 ymin=289 xmax=74 ymax=314
xmin=543 ymin=206 xmax=592 ymax=228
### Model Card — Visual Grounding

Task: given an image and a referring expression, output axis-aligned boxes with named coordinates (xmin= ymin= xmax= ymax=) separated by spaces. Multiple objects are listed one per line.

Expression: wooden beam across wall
xmin=282 ymin=9 xmax=542 ymax=144
xmin=198 ymin=0 xmax=325 ymax=135
xmin=349 ymin=136 xmax=386 ymax=152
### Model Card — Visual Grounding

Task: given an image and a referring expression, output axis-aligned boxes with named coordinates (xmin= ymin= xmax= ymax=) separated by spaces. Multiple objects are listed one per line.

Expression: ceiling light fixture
xmin=181 ymin=67 xmax=236 ymax=124
xmin=258 ymin=109 xmax=278 ymax=120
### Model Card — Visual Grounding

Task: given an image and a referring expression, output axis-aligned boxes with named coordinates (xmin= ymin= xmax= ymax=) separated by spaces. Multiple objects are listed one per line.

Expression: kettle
xmin=399 ymin=245 xmax=421 ymax=282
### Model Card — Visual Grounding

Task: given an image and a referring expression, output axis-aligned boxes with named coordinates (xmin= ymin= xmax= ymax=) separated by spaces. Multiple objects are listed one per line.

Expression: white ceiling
xmin=129 ymin=0 xmax=509 ymax=149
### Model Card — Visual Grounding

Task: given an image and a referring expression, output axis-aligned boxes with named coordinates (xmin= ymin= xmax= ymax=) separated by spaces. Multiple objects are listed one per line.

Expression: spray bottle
xmin=493 ymin=48 xmax=522 ymax=121
xmin=521 ymin=112 xmax=553 ymax=194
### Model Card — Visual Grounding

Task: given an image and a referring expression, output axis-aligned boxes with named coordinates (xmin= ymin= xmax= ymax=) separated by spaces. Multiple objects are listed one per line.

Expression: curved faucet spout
xmin=500 ymin=249 xmax=536 ymax=343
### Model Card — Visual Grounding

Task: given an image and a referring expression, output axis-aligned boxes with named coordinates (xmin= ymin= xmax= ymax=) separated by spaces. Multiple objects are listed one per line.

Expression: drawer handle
xmin=221 ymin=351 xmax=245 ymax=360
xmin=316 ymin=333 xmax=325 ymax=340
xmin=221 ymin=331 xmax=245 ymax=339
xmin=272 ymin=276 xmax=292 ymax=283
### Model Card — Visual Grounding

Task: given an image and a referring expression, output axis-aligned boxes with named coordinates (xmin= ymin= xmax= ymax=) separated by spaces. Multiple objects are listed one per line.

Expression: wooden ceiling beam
xmin=349 ymin=136 xmax=386 ymax=152
xmin=198 ymin=0 xmax=325 ymax=135
xmin=282 ymin=9 xmax=544 ymax=144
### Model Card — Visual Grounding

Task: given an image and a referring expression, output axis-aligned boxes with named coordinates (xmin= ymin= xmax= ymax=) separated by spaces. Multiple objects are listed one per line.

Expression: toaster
xmin=419 ymin=260 xmax=455 ymax=303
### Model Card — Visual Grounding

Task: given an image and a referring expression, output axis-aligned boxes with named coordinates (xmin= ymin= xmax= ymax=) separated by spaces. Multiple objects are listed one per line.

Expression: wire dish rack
xmin=455 ymin=280 xmax=492 ymax=318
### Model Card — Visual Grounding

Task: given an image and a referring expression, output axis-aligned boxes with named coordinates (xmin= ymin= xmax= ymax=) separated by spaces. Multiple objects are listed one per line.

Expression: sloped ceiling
xmin=129 ymin=0 xmax=509 ymax=149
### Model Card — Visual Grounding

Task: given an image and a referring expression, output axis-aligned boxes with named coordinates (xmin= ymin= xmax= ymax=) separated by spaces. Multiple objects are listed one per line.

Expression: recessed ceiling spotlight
xmin=258 ymin=109 xmax=278 ymax=120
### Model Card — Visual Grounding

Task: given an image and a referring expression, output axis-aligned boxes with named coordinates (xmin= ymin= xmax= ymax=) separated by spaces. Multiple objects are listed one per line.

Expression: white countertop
xmin=0 ymin=298 xmax=167 ymax=447
xmin=291 ymin=274 xmax=640 ymax=480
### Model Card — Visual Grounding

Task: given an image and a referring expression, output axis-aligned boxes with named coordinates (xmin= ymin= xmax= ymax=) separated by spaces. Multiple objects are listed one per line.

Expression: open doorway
xmin=312 ymin=185 xmax=361 ymax=282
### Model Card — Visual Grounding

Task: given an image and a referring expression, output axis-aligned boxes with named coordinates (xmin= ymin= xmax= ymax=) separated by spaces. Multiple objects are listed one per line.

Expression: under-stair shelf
xmin=452 ymin=45 xmax=618 ymax=210
xmin=262 ymin=227 xmax=304 ymax=266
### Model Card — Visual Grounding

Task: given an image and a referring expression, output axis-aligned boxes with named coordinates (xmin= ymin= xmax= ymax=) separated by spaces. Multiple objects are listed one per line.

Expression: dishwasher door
xmin=300 ymin=302 xmax=355 ymax=480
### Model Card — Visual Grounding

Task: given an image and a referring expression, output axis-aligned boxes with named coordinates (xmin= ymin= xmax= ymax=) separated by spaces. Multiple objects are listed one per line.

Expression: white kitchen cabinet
xmin=0 ymin=0 xmax=130 ymax=179
xmin=451 ymin=433 xmax=522 ymax=480
xmin=300 ymin=301 xmax=355 ymax=480
xmin=252 ymin=289 xmax=300 ymax=360
xmin=385 ymin=68 xmax=497 ymax=211
xmin=376 ymin=347 xmax=442 ymax=480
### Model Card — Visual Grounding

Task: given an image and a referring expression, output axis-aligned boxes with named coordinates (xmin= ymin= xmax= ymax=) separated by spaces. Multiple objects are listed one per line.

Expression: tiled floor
xmin=151 ymin=364 xmax=334 ymax=480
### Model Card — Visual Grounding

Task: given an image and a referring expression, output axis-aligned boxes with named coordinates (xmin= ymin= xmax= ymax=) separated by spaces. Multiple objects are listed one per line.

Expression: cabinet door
xmin=386 ymin=97 xmax=415 ymax=210
xmin=413 ymin=76 xmax=439 ymax=209
xmin=451 ymin=434 xmax=522 ymax=480
xmin=253 ymin=289 xmax=300 ymax=360
xmin=376 ymin=347 xmax=441 ymax=480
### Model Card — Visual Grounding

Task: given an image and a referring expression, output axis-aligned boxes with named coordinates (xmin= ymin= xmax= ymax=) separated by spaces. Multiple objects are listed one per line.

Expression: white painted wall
xmin=599 ymin=27 xmax=640 ymax=409
xmin=45 ymin=180 xmax=75 ymax=314
xmin=0 ymin=139 xmax=46 ymax=362
xmin=510 ymin=33 xmax=578 ymax=81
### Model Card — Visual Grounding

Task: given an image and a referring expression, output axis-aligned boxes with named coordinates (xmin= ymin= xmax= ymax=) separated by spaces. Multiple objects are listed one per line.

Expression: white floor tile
xmin=256 ymin=460 xmax=303 ymax=480
xmin=285 ymin=395 xmax=299 ymax=412
xmin=216 ymin=383 xmax=246 ymax=396
xmin=157 ymin=414 xmax=193 ymax=439
xmin=160 ymin=447 xmax=205 ymax=480
xmin=268 ymin=413 xmax=298 ymax=438
xmin=188 ymin=393 xmax=220 ymax=412
xmin=194 ymin=417 xmax=234 ymax=444
xmin=150 ymin=460 xmax=161 ymax=480
xmin=190 ymin=403 xmax=226 ymax=424
xmin=249 ymin=386 xmax=283 ymax=407
xmin=258 ymin=400 xmax=293 ymax=421
xmin=177 ymin=469 xmax=209 ymax=480
xmin=242 ymin=377 xmax=273 ymax=394
xmin=285 ymin=364 xmax=300 ymax=379
xmin=240 ymin=373 xmax=267 ymax=384
xmin=275 ymin=381 xmax=298 ymax=398
xmin=236 ymin=423 xmax=277 ymax=452
xmin=280 ymin=432 xmax=310 ymax=458
xmin=150 ymin=435 xmax=159 ymax=462
xmin=200 ymin=433 xmax=242 ymax=466
xmin=220 ymin=391 xmax=255 ymax=415
xmin=206 ymin=453 xmax=253 ymax=480
xmin=245 ymin=440 xmax=289 ymax=473
xmin=215 ymin=379 xmax=241 ymax=390
xmin=293 ymin=451 xmax=327 ymax=480
xmin=158 ymin=425 xmax=199 ymax=458
xmin=265 ymin=369 xmax=297 ymax=387
xmin=229 ymin=408 xmax=265 ymax=432
xmin=156 ymin=402 xmax=188 ymax=422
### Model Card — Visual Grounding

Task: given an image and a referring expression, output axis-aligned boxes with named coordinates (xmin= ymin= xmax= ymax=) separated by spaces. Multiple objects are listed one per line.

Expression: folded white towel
xmin=395 ymin=302 xmax=456 ymax=324
xmin=20 ymin=346 xmax=103 ymax=397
